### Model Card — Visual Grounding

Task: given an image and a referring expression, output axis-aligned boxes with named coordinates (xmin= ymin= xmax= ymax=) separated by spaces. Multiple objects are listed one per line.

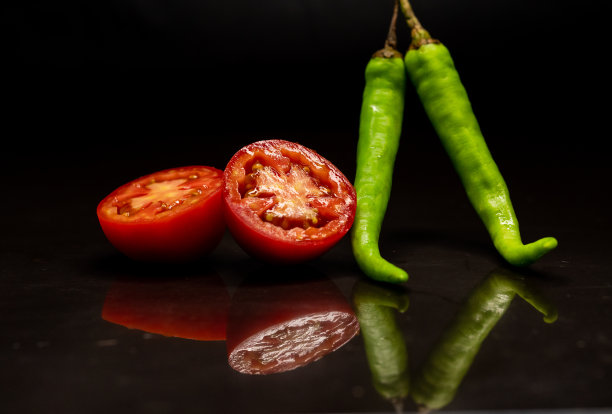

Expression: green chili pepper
xmin=352 ymin=279 xmax=410 ymax=410
xmin=352 ymin=0 xmax=409 ymax=284
xmin=399 ymin=0 xmax=558 ymax=267
xmin=411 ymin=268 xmax=558 ymax=411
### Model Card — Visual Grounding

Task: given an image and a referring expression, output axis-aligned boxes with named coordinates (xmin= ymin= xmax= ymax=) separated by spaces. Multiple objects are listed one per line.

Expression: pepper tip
xmin=543 ymin=237 xmax=558 ymax=250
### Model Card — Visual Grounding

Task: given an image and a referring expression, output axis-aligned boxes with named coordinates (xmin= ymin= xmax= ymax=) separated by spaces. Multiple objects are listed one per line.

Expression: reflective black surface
xmin=2 ymin=145 xmax=611 ymax=413
xmin=3 ymin=0 xmax=610 ymax=412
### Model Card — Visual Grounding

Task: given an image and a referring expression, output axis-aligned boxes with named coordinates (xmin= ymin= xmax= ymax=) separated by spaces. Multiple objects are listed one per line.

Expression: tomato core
xmin=240 ymin=160 xmax=335 ymax=231
xmin=101 ymin=169 xmax=221 ymax=222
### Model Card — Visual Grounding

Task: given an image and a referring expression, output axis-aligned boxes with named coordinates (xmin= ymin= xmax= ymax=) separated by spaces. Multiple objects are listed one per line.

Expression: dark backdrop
xmin=5 ymin=0 xmax=607 ymax=167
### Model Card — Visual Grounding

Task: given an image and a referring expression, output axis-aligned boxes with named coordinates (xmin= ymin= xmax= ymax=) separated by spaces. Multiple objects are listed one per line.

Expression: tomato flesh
xmin=102 ymin=170 xmax=221 ymax=221
xmin=97 ymin=166 xmax=225 ymax=261
xmin=223 ymin=140 xmax=356 ymax=263
xmin=241 ymin=161 xmax=337 ymax=231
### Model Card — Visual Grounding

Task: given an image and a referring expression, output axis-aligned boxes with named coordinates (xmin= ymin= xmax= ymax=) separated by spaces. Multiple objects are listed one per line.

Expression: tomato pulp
xmin=97 ymin=166 xmax=225 ymax=261
xmin=223 ymin=140 xmax=356 ymax=263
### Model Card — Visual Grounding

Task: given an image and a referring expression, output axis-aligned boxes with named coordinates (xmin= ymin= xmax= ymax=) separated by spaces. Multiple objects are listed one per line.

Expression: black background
xmin=3 ymin=1 xmax=612 ymax=413
xmin=4 ymin=0 xmax=608 ymax=164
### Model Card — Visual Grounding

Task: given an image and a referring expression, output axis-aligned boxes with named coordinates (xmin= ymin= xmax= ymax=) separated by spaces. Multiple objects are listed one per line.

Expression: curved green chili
xmin=399 ymin=0 xmax=558 ymax=267
xmin=352 ymin=0 xmax=409 ymax=283
xmin=352 ymin=280 xmax=410 ymax=410
xmin=411 ymin=268 xmax=558 ymax=411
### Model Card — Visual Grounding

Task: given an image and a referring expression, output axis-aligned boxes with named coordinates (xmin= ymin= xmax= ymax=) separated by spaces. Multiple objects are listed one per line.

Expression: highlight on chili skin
xmin=97 ymin=166 xmax=225 ymax=262
xmin=222 ymin=139 xmax=357 ymax=264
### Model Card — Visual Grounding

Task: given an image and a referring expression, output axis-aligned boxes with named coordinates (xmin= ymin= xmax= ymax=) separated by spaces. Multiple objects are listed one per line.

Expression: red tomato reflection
xmin=226 ymin=273 xmax=360 ymax=374
xmin=102 ymin=274 xmax=230 ymax=341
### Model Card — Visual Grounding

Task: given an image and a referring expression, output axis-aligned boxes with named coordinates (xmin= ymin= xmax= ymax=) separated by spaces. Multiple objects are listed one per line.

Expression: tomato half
xmin=223 ymin=140 xmax=356 ymax=263
xmin=97 ymin=166 xmax=225 ymax=262
xmin=226 ymin=275 xmax=360 ymax=374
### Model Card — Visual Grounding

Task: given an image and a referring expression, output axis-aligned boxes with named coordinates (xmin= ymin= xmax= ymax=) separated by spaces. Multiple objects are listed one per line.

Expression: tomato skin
xmin=97 ymin=166 xmax=225 ymax=262
xmin=223 ymin=207 xmax=338 ymax=263
xmin=223 ymin=140 xmax=356 ymax=263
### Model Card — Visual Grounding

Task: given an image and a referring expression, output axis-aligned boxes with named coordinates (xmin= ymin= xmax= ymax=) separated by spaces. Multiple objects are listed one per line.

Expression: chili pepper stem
xmin=386 ymin=0 xmax=399 ymax=50
xmin=398 ymin=0 xmax=438 ymax=49
xmin=374 ymin=0 xmax=403 ymax=59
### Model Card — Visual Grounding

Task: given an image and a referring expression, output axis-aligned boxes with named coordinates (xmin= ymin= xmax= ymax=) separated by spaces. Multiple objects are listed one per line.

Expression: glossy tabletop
xmin=2 ymin=141 xmax=610 ymax=413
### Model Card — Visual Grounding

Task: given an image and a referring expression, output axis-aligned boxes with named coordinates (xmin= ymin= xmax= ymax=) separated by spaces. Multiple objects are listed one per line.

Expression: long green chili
xmin=352 ymin=0 xmax=409 ymax=283
xmin=399 ymin=0 xmax=558 ymax=266
xmin=352 ymin=280 xmax=410 ymax=411
xmin=411 ymin=268 xmax=558 ymax=411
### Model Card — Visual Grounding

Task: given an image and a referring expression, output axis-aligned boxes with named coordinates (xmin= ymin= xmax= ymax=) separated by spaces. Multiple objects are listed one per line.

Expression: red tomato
xmin=102 ymin=274 xmax=230 ymax=341
xmin=223 ymin=140 xmax=356 ymax=263
xmin=97 ymin=166 xmax=225 ymax=262
xmin=226 ymin=275 xmax=360 ymax=374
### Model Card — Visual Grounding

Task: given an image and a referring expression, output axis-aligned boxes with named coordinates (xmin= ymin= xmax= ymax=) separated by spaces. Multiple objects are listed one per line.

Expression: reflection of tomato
xmin=226 ymin=274 xmax=360 ymax=374
xmin=97 ymin=166 xmax=225 ymax=261
xmin=102 ymin=275 xmax=230 ymax=341
xmin=223 ymin=140 xmax=356 ymax=263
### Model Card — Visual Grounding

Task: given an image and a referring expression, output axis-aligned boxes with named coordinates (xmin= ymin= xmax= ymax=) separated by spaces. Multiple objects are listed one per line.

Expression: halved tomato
xmin=97 ymin=166 xmax=225 ymax=261
xmin=223 ymin=140 xmax=356 ymax=263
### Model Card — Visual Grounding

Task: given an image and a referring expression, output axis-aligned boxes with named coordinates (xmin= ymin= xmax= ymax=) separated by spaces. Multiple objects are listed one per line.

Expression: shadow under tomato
xmin=101 ymin=271 xmax=230 ymax=341
xmin=89 ymin=248 xmax=228 ymax=279
xmin=226 ymin=265 xmax=360 ymax=375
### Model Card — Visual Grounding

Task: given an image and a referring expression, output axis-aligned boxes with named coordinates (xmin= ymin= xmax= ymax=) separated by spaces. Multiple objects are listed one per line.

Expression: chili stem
xmin=375 ymin=0 xmax=403 ymax=58
xmin=398 ymin=0 xmax=436 ymax=48
xmin=385 ymin=0 xmax=400 ymax=50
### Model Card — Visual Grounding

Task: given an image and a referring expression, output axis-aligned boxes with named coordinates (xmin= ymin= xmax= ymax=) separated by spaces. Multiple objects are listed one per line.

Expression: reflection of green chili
xmin=352 ymin=280 xmax=410 ymax=409
xmin=399 ymin=0 xmax=557 ymax=266
xmin=411 ymin=268 xmax=558 ymax=411
xmin=352 ymin=0 xmax=409 ymax=284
